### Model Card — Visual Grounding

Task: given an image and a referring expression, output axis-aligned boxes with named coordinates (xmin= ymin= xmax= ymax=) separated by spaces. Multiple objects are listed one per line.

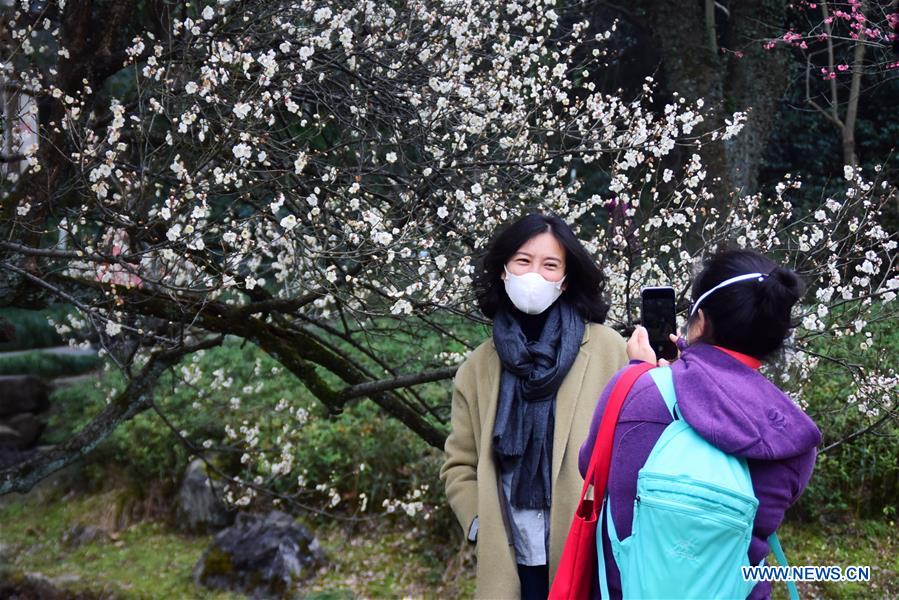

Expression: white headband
xmin=690 ymin=272 xmax=767 ymax=317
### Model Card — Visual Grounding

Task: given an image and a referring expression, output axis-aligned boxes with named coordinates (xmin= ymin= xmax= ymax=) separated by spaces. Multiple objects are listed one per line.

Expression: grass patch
xmin=0 ymin=350 xmax=101 ymax=378
xmin=3 ymin=486 xmax=894 ymax=599
xmin=770 ymin=519 xmax=899 ymax=599
xmin=0 ymin=491 xmax=239 ymax=599
xmin=307 ymin=517 xmax=475 ymax=598
xmin=0 ymin=486 xmax=471 ymax=599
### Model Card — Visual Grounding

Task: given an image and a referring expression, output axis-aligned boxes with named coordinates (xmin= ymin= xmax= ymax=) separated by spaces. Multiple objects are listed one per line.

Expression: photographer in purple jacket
xmin=579 ymin=249 xmax=821 ymax=599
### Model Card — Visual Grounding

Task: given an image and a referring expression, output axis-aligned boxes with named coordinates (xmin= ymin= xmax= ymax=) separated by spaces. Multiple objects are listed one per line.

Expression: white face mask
xmin=503 ymin=267 xmax=565 ymax=315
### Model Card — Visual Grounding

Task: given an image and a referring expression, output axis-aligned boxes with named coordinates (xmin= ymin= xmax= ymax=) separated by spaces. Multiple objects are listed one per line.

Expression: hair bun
xmin=762 ymin=265 xmax=803 ymax=310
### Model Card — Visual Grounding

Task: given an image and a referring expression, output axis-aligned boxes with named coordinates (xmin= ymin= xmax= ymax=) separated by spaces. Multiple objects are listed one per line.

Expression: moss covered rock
xmin=193 ymin=510 xmax=326 ymax=598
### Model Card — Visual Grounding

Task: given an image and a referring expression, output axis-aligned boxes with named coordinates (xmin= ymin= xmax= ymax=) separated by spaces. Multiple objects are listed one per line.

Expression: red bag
xmin=548 ymin=362 xmax=655 ymax=600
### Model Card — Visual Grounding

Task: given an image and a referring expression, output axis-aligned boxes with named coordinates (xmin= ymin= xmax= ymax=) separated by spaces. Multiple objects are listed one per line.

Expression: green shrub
xmin=0 ymin=305 xmax=75 ymax=352
xmin=47 ymin=354 xmax=225 ymax=486
xmin=797 ymin=306 xmax=899 ymax=520
xmin=0 ymin=350 xmax=101 ymax=378
xmin=45 ymin=337 xmax=455 ymax=536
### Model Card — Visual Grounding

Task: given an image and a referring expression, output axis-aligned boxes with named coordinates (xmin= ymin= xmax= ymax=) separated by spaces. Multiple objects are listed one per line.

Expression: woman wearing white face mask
xmin=441 ymin=214 xmax=628 ymax=599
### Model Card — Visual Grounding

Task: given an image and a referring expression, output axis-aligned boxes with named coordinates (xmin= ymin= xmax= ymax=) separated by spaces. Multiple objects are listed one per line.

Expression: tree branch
xmin=843 ymin=5 xmax=867 ymax=167
xmin=820 ymin=409 xmax=898 ymax=454
xmin=820 ymin=1 xmax=841 ymax=121
xmin=335 ymin=366 xmax=458 ymax=403
xmin=705 ymin=0 xmax=718 ymax=56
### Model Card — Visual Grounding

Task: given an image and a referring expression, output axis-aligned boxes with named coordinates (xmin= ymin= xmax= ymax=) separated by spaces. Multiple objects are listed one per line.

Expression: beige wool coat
xmin=441 ymin=322 xmax=627 ymax=599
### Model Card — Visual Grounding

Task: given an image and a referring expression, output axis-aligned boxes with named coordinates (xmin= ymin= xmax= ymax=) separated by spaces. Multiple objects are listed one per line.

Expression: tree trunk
xmin=645 ymin=0 xmax=729 ymax=202
xmin=724 ymin=0 xmax=791 ymax=193
xmin=641 ymin=0 xmax=790 ymax=198
xmin=842 ymin=22 xmax=867 ymax=167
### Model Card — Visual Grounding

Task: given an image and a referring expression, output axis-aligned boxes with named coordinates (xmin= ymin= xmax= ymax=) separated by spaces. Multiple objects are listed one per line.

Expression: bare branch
xmin=821 ymin=409 xmax=898 ymax=454
xmin=335 ymin=366 xmax=458 ymax=403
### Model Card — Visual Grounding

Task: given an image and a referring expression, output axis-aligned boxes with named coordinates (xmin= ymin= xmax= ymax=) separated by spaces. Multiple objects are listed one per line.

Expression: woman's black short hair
xmin=689 ymin=249 xmax=804 ymax=360
xmin=473 ymin=213 xmax=609 ymax=323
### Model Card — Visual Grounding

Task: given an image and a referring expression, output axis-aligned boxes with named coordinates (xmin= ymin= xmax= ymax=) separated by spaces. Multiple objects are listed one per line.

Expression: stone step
xmin=0 ymin=345 xmax=97 ymax=359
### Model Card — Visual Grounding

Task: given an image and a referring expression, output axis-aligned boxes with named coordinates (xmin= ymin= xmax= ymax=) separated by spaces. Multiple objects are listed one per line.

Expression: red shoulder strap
xmin=580 ymin=362 xmax=655 ymax=515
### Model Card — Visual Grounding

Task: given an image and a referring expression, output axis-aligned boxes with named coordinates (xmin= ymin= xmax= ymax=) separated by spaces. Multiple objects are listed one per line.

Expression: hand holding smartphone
xmin=640 ymin=286 xmax=678 ymax=361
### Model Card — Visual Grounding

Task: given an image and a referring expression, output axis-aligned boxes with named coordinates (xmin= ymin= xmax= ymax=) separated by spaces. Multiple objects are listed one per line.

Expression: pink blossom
xmin=836 ymin=64 xmax=849 ymax=72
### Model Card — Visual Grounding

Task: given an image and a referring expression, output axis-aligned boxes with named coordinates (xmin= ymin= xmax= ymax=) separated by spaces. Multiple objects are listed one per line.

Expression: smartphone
xmin=641 ymin=286 xmax=678 ymax=361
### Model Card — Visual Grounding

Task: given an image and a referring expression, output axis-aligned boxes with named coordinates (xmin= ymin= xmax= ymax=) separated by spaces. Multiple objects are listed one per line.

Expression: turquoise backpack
xmin=597 ymin=366 xmax=800 ymax=599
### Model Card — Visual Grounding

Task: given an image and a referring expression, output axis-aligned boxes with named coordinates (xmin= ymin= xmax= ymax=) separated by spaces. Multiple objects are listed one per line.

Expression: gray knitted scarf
xmin=492 ymin=300 xmax=585 ymax=509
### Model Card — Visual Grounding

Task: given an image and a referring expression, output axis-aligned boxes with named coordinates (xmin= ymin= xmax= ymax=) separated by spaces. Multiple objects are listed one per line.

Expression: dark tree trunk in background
xmin=635 ymin=0 xmax=790 ymax=199
xmin=723 ymin=0 xmax=791 ymax=193
xmin=644 ymin=0 xmax=729 ymax=203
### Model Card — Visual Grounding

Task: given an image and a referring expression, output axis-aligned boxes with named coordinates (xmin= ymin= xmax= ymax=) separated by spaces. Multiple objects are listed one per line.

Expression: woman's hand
xmin=627 ymin=326 xmax=657 ymax=364
xmin=627 ymin=326 xmax=680 ymax=366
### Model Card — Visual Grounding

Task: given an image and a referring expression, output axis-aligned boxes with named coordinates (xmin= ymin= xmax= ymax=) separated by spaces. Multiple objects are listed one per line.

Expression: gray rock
xmin=0 ymin=317 xmax=14 ymax=344
xmin=175 ymin=459 xmax=233 ymax=533
xmin=0 ymin=541 xmax=17 ymax=562
xmin=0 ymin=424 xmax=23 ymax=447
xmin=193 ymin=510 xmax=326 ymax=598
xmin=0 ymin=376 xmax=49 ymax=418
xmin=0 ymin=572 xmax=91 ymax=600
xmin=0 ymin=413 xmax=44 ymax=449
xmin=61 ymin=523 xmax=106 ymax=548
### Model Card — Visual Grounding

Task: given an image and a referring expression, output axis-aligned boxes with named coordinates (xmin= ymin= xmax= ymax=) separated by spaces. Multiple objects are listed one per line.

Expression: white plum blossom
xmin=232 ymin=143 xmax=252 ymax=160
xmin=294 ymin=153 xmax=308 ymax=174
xmin=233 ymin=103 xmax=251 ymax=119
xmin=104 ymin=321 xmax=122 ymax=336
xmin=313 ymin=7 xmax=332 ymax=23
xmin=280 ymin=214 xmax=297 ymax=230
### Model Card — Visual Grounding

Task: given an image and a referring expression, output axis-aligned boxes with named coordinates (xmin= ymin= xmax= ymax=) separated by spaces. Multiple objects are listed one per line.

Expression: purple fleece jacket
xmin=578 ymin=344 xmax=821 ymax=600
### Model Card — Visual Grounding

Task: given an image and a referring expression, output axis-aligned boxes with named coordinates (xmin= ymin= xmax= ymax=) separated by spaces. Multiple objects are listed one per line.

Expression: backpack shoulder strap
xmin=768 ymin=532 xmax=800 ymax=600
xmin=648 ymin=365 xmax=678 ymax=420
xmin=598 ymin=500 xmax=612 ymax=600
